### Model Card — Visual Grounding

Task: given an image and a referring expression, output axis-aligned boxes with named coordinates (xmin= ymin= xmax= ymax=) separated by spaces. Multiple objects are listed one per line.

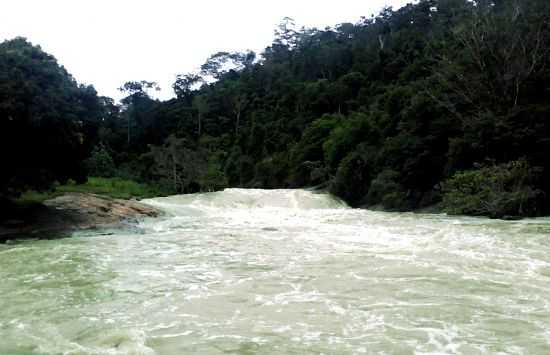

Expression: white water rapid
xmin=1 ymin=189 xmax=550 ymax=354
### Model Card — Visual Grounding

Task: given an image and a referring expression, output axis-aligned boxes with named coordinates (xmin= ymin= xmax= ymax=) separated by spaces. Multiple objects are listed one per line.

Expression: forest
xmin=1 ymin=0 xmax=550 ymax=219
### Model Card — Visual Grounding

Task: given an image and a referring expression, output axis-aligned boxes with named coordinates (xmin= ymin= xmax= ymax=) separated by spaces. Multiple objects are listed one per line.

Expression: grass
xmin=15 ymin=190 xmax=56 ymax=205
xmin=17 ymin=177 xmax=163 ymax=204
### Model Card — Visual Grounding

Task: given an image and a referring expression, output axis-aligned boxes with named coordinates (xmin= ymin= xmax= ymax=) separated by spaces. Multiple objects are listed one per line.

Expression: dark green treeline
xmin=2 ymin=0 xmax=550 ymax=218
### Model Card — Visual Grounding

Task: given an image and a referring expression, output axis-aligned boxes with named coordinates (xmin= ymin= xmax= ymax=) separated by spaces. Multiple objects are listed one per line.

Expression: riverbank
xmin=0 ymin=193 xmax=161 ymax=243
xmin=17 ymin=177 xmax=163 ymax=203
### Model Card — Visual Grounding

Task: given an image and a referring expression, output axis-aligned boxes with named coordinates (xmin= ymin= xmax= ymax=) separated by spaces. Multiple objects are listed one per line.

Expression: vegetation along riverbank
xmin=2 ymin=0 xmax=550 ymax=228
xmin=0 ymin=178 xmax=161 ymax=242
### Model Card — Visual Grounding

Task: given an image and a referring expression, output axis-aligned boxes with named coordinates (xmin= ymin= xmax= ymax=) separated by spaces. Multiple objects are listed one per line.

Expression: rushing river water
xmin=2 ymin=189 xmax=550 ymax=354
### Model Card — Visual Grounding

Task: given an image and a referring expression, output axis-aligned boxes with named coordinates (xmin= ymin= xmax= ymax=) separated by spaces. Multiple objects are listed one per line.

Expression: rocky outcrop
xmin=0 ymin=193 xmax=161 ymax=242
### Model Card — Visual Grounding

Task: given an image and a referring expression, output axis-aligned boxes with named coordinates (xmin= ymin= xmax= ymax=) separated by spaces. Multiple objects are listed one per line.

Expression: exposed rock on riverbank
xmin=0 ymin=193 xmax=160 ymax=242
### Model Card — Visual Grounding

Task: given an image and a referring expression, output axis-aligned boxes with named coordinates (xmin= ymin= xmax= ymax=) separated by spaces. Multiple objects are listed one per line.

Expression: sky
xmin=0 ymin=0 xmax=411 ymax=101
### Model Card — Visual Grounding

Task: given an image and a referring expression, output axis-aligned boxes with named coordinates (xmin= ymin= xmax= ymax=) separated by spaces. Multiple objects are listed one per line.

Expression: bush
xmin=85 ymin=145 xmax=116 ymax=178
xmin=202 ymin=155 xmax=227 ymax=192
xmin=367 ymin=170 xmax=409 ymax=211
xmin=442 ymin=160 xmax=544 ymax=218
xmin=330 ymin=150 xmax=372 ymax=206
xmin=56 ymin=177 xmax=162 ymax=199
xmin=323 ymin=113 xmax=373 ymax=172
xmin=289 ymin=114 xmax=339 ymax=186
xmin=254 ymin=154 xmax=290 ymax=189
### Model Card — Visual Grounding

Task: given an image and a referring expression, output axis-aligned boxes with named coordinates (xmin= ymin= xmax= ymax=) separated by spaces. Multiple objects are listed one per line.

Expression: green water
xmin=1 ymin=189 xmax=550 ymax=354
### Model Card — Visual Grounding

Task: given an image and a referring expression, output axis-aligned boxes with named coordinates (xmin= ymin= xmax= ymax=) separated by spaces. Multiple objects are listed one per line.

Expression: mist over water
xmin=2 ymin=189 xmax=550 ymax=354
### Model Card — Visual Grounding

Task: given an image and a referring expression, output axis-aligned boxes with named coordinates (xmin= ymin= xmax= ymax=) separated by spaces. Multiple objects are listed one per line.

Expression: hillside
xmin=1 ymin=0 xmax=550 ymax=218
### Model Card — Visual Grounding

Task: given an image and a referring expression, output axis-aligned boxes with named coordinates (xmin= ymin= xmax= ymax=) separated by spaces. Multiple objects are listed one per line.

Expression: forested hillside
xmin=2 ymin=0 xmax=550 ymax=218
xmin=0 ymin=38 xmax=105 ymax=197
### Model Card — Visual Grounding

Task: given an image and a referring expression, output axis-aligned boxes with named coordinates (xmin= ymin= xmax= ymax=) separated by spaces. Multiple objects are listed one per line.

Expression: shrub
xmin=323 ymin=113 xmax=373 ymax=172
xmin=85 ymin=145 xmax=116 ymax=178
xmin=254 ymin=154 xmax=290 ymax=189
xmin=202 ymin=156 xmax=228 ymax=192
xmin=330 ymin=150 xmax=372 ymax=206
xmin=367 ymin=170 xmax=409 ymax=211
xmin=442 ymin=160 xmax=544 ymax=218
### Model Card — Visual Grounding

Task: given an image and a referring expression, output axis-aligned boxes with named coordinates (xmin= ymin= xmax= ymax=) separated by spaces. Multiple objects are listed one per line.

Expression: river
xmin=1 ymin=189 xmax=550 ymax=354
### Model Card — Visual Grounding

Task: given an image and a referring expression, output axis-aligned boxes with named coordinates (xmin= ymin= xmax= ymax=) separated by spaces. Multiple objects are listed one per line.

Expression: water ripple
xmin=1 ymin=189 xmax=550 ymax=354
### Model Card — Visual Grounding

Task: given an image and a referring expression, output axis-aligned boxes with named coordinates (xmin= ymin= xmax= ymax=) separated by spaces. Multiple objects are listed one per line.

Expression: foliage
xmin=57 ymin=177 xmax=162 ymax=200
xmin=4 ymin=0 xmax=550 ymax=218
xmin=0 ymin=38 xmax=103 ymax=197
xmin=442 ymin=160 xmax=544 ymax=218
xmin=143 ymin=135 xmax=226 ymax=194
xmin=17 ymin=177 xmax=162 ymax=203
xmin=85 ymin=145 xmax=116 ymax=178
xmin=330 ymin=147 xmax=372 ymax=207
xmin=290 ymin=115 xmax=339 ymax=186
xmin=367 ymin=170 xmax=409 ymax=211
xmin=323 ymin=113 xmax=374 ymax=172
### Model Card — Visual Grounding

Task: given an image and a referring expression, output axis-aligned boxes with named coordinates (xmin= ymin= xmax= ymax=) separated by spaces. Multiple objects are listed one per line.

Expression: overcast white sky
xmin=1 ymin=0 xmax=410 ymax=101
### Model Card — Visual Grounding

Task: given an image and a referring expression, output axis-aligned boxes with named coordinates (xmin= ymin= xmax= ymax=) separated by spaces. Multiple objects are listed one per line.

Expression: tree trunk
xmin=127 ymin=115 xmax=131 ymax=144
xmin=198 ymin=113 xmax=202 ymax=136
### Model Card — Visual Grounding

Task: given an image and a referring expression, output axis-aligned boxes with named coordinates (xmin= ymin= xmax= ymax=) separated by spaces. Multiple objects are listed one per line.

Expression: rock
xmin=1 ymin=193 xmax=161 ymax=242
xmin=43 ymin=193 xmax=160 ymax=228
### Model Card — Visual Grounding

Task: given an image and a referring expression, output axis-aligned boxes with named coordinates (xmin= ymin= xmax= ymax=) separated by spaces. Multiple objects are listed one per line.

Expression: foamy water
xmin=1 ymin=189 xmax=550 ymax=354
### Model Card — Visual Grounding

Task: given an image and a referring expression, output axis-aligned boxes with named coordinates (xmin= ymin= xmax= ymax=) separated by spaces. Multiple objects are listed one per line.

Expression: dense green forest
xmin=1 ymin=0 xmax=550 ymax=218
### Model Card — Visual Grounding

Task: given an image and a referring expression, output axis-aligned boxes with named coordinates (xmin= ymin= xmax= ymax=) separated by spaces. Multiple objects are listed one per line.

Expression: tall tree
xmin=118 ymin=81 xmax=160 ymax=144
xmin=0 ymin=37 xmax=102 ymax=198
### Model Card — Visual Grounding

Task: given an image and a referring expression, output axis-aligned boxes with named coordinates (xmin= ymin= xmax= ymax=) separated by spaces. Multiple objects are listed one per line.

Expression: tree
xmin=144 ymin=135 xmax=215 ymax=193
xmin=0 ymin=37 xmax=102 ymax=198
xmin=200 ymin=51 xmax=256 ymax=80
xmin=173 ymin=73 xmax=203 ymax=104
xmin=232 ymin=91 xmax=248 ymax=134
xmin=118 ymin=80 xmax=160 ymax=144
xmin=192 ymin=94 xmax=209 ymax=137
xmin=434 ymin=0 xmax=550 ymax=113
xmin=85 ymin=144 xmax=116 ymax=178
xmin=20 ymin=0 xmax=546 ymax=217
xmin=442 ymin=160 xmax=544 ymax=218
